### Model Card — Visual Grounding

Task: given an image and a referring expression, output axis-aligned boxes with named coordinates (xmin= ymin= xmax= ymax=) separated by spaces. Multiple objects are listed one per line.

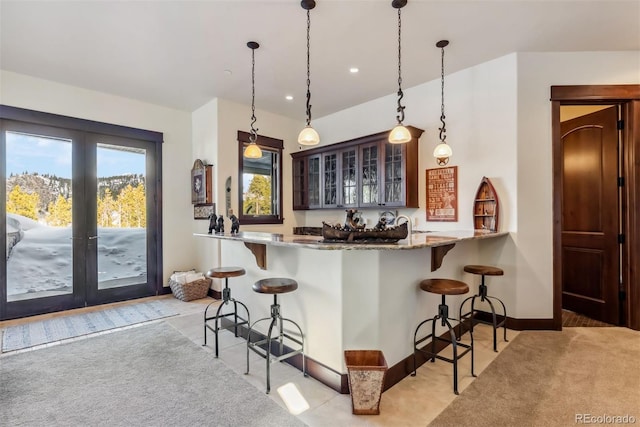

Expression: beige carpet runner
xmin=429 ymin=327 xmax=640 ymax=427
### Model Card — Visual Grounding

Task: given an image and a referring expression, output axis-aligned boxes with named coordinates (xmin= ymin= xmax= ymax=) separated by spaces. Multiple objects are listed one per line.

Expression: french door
xmin=1 ymin=107 xmax=163 ymax=320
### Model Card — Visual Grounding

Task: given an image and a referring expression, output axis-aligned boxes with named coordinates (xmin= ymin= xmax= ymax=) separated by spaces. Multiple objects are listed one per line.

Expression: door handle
xmin=88 ymin=236 xmax=99 ymax=240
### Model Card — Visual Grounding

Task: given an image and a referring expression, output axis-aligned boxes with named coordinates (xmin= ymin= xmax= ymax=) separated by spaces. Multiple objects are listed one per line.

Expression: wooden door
xmin=561 ymin=106 xmax=620 ymax=325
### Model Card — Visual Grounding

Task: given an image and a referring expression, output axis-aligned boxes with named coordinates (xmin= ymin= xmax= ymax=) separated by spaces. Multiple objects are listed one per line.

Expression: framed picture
xmin=194 ymin=203 xmax=215 ymax=220
xmin=426 ymin=166 xmax=458 ymax=222
xmin=191 ymin=159 xmax=213 ymax=204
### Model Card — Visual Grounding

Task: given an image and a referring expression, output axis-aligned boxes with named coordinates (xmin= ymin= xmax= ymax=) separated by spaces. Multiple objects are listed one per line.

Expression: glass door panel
xmin=96 ymin=143 xmax=147 ymax=290
xmin=359 ymin=144 xmax=379 ymax=206
xmin=323 ymin=152 xmax=338 ymax=207
xmin=383 ymin=144 xmax=404 ymax=205
xmin=307 ymin=155 xmax=321 ymax=208
xmin=6 ymin=131 xmax=74 ymax=302
xmin=340 ymin=149 xmax=358 ymax=207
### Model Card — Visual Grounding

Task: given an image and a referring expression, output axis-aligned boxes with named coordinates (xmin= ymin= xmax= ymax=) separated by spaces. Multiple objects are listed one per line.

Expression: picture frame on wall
xmin=426 ymin=166 xmax=458 ymax=222
xmin=194 ymin=203 xmax=215 ymax=220
xmin=191 ymin=159 xmax=213 ymax=205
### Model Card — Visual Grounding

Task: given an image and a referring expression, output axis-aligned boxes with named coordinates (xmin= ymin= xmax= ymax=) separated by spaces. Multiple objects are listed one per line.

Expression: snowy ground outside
xmin=6 ymin=213 xmax=146 ymax=298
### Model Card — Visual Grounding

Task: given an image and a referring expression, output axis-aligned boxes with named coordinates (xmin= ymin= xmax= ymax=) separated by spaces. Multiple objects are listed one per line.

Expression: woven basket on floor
xmin=168 ymin=278 xmax=211 ymax=301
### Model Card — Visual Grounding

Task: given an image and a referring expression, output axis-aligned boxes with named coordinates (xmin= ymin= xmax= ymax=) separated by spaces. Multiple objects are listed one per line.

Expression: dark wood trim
xmin=0 ymin=105 xmax=163 ymax=142
xmin=237 ymin=131 xmax=284 ymax=225
xmin=290 ymin=125 xmax=424 ymax=159
xmin=551 ymin=85 xmax=640 ymax=102
xmin=431 ymin=243 xmax=456 ymax=272
xmin=219 ymin=317 xmax=347 ymax=393
xmin=243 ymin=242 xmax=267 ymax=270
xmin=626 ymin=101 xmax=640 ymax=330
xmin=550 ymin=85 xmax=640 ymax=331
xmin=551 ymin=100 xmax=563 ymax=331
xmin=237 ymin=130 xmax=284 ymax=149
xmin=472 ymin=310 xmax=556 ymax=331
xmin=223 ymin=313 xmax=554 ymax=395
xmin=0 ymin=107 xmax=164 ymax=320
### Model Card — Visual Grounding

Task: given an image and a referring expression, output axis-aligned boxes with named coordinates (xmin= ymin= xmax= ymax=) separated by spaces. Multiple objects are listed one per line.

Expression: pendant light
xmin=298 ymin=0 xmax=320 ymax=146
xmin=389 ymin=0 xmax=411 ymax=144
xmin=433 ymin=40 xmax=453 ymax=165
xmin=244 ymin=41 xmax=263 ymax=159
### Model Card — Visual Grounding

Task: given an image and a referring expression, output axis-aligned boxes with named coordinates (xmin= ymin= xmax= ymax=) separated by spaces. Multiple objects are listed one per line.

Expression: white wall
xmin=278 ymin=50 xmax=640 ymax=321
xmin=301 ymin=54 xmax=519 ymax=236
xmin=514 ymin=51 xmax=640 ymax=318
xmin=295 ymin=54 xmax=521 ymax=315
xmin=0 ymin=70 xmax=193 ymax=286
xmin=191 ymin=98 xmax=301 ymax=290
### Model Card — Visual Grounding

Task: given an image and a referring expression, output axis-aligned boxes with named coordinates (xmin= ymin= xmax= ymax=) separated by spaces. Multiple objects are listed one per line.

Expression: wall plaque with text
xmin=426 ymin=166 xmax=458 ymax=222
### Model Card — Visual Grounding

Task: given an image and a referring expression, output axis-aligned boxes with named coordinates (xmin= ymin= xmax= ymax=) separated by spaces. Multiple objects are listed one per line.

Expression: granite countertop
xmin=194 ymin=229 xmax=508 ymax=250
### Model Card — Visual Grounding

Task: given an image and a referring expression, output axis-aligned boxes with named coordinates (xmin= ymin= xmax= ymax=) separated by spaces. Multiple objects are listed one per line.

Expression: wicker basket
xmin=169 ymin=278 xmax=211 ymax=301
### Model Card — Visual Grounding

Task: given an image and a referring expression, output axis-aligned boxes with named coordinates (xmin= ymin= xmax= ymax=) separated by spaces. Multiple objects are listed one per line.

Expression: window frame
xmin=237 ymin=131 xmax=284 ymax=225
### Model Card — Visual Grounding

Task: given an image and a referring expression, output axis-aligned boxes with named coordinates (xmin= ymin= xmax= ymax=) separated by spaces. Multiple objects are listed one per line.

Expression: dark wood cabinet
xmin=291 ymin=126 xmax=423 ymax=210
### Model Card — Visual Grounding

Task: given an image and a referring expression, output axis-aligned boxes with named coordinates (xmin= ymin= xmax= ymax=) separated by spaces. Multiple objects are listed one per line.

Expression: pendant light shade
xmin=244 ymin=142 xmax=263 ymax=159
xmin=389 ymin=125 xmax=412 ymax=144
xmin=298 ymin=0 xmax=320 ymax=146
xmin=389 ymin=0 xmax=410 ymax=144
xmin=433 ymin=39 xmax=452 ymax=166
xmin=244 ymin=41 xmax=263 ymax=159
xmin=298 ymin=125 xmax=321 ymax=146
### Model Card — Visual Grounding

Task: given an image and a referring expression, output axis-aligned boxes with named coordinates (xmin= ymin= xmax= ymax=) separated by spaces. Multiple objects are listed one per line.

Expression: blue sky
xmin=6 ymin=131 xmax=145 ymax=179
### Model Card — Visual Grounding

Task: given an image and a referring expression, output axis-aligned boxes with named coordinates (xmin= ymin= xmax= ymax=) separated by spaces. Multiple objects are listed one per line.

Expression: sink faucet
xmin=396 ymin=215 xmax=412 ymax=244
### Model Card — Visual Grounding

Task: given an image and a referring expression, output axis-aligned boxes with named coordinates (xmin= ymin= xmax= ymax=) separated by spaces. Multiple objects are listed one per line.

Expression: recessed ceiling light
xmin=285 ymin=95 xmax=294 ymax=101
xmin=349 ymin=67 xmax=359 ymax=74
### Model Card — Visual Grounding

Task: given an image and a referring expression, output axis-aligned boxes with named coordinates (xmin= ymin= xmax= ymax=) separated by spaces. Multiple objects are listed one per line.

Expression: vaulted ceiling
xmin=1 ymin=0 xmax=638 ymax=120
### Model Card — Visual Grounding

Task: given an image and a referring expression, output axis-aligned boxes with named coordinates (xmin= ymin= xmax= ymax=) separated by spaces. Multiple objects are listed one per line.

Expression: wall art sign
xmin=191 ymin=159 xmax=213 ymax=205
xmin=426 ymin=166 xmax=458 ymax=222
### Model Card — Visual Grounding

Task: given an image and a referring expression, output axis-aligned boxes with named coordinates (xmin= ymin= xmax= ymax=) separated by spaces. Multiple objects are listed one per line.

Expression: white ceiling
xmin=1 ymin=0 xmax=639 ymax=121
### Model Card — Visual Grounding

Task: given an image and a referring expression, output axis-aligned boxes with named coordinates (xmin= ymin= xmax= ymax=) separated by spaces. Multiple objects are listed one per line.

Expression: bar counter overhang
xmin=195 ymin=229 xmax=508 ymax=392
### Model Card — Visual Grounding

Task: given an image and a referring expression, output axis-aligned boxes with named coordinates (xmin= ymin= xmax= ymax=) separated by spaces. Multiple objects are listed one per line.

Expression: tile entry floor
xmin=1 ymin=295 xmax=518 ymax=426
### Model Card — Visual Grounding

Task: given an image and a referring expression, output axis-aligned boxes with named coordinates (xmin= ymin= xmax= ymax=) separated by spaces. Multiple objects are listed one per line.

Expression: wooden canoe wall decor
xmin=473 ymin=177 xmax=499 ymax=231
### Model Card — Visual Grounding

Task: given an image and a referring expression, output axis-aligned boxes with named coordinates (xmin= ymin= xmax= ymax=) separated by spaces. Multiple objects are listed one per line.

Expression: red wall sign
xmin=426 ymin=166 xmax=458 ymax=222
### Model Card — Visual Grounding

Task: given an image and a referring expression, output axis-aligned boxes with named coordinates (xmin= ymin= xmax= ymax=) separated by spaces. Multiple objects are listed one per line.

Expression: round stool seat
xmin=253 ymin=278 xmax=298 ymax=294
xmin=420 ymin=278 xmax=469 ymax=295
xmin=206 ymin=266 xmax=246 ymax=279
xmin=463 ymin=265 xmax=504 ymax=276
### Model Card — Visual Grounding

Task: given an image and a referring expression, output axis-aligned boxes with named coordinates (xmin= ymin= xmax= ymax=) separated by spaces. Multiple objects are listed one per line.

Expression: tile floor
xmin=1 ymin=295 xmax=518 ymax=426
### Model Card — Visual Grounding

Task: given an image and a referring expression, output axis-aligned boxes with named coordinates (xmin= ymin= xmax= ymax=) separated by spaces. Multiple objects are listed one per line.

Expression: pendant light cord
xmin=250 ymin=45 xmax=258 ymax=143
xmin=395 ymin=8 xmax=405 ymax=125
xmin=305 ymin=9 xmax=312 ymax=126
xmin=439 ymin=44 xmax=447 ymax=143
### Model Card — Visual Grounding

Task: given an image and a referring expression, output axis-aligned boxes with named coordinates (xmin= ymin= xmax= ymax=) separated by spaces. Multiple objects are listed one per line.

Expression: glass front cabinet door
xmin=290 ymin=126 xmax=422 ymax=210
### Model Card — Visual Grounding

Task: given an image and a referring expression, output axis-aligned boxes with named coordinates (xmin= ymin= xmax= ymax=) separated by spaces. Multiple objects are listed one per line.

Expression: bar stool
xmin=245 ymin=277 xmax=306 ymax=394
xmin=412 ymin=278 xmax=475 ymax=395
xmin=203 ymin=267 xmax=250 ymax=357
xmin=459 ymin=265 xmax=507 ymax=352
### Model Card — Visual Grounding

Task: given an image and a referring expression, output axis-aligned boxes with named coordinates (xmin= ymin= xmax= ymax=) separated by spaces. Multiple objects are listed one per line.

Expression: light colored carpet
xmin=429 ymin=327 xmax=640 ymax=427
xmin=0 ymin=321 xmax=304 ymax=427
xmin=1 ymin=300 xmax=178 ymax=352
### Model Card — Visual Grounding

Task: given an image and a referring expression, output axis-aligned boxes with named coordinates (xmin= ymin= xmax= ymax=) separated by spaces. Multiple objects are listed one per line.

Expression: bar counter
xmin=195 ymin=229 xmax=508 ymax=392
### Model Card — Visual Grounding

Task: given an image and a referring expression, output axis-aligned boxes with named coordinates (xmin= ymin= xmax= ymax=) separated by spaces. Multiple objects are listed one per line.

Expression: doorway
xmin=1 ymin=106 xmax=163 ymax=320
xmin=551 ymin=85 xmax=640 ymax=331
xmin=559 ymin=105 xmax=620 ymax=325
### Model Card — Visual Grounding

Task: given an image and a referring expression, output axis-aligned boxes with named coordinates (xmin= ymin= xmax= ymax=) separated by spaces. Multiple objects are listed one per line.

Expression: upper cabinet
xmin=291 ymin=126 xmax=423 ymax=210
